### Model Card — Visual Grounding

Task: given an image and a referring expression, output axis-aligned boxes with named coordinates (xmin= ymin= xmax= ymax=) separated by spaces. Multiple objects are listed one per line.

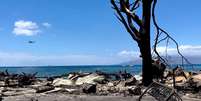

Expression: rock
xmin=178 ymin=74 xmax=201 ymax=93
xmin=53 ymin=78 xmax=74 ymax=86
xmin=174 ymin=67 xmax=184 ymax=76
xmin=116 ymin=81 xmax=125 ymax=88
xmin=67 ymin=72 xmax=90 ymax=80
xmin=125 ymin=77 xmax=137 ymax=86
xmin=134 ymin=75 xmax=142 ymax=81
xmin=68 ymin=74 xmax=80 ymax=80
xmin=163 ymin=69 xmax=170 ymax=78
xmin=107 ymin=82 xmax=114 ymax=87
xmin=67 ymin=73 xmax=75 ymax=79
xmin=96 ymin=84 xmax=109 ymax=95
xmin=192 ymin=74 xmax=201 ymax=81
xmin=184 ymin=72 xmax=192 ymax=78
xmin=75 ymin=73 xmax=105 ymax=85
xmin=175 ymin=76 xmax=186 ymax=83
xmin=128 ymin=86 xmax=141 ymax=95
xmin=109 ymin=86 xmax=118 ymax=93
xmin=6 ymin=80 xmax=19 ymax=87
xmin=0 ymin=81 xmax=5 ymax=87
xmin=115 ymin=81 xmax=128 ymax=93
xmin=190 ymin=74 xmax=201 ymax=89
xmin=82 ymin=83 xmax=96 ymax=94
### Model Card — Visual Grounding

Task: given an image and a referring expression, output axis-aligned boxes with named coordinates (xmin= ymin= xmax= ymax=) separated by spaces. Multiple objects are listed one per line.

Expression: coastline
xmin=0 ymin=67 xmax=201 ymax=101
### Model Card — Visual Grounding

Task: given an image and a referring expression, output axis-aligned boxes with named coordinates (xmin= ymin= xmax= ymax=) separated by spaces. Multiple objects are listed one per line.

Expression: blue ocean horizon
xmin=0 ymin=64 xmax=200 ymax=77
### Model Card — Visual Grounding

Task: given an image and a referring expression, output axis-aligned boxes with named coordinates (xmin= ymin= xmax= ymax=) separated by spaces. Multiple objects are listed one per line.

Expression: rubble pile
xmin=0 ymin=67 xmax=201 ymax=99
xmin=0 ymin=70 xmax=143 ymax=100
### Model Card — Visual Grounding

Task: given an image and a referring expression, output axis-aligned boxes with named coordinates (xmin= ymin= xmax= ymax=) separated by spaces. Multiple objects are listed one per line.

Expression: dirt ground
xmin=2 ymin=94 xmax=201 ymax=101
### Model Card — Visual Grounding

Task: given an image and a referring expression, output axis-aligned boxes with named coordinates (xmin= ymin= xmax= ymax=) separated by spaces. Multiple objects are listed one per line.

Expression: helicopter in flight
xmin=28 ymin=40 xmax=35 ymax=44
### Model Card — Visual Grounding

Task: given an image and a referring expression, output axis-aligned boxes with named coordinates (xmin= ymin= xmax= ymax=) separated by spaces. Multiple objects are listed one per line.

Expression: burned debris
xmin=0 ymin=67 xmax=201 ymax=100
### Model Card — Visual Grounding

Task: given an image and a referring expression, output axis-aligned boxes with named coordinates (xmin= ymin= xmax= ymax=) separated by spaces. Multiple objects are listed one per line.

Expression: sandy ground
xmin=2 ymin=94 xmax=201 ymax=101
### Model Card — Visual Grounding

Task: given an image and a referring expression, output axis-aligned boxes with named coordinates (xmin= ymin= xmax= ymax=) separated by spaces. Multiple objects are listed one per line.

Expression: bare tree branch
xmin=120 ymin=0 xmax=143 ymax=27
xmin=152 ymin=0 xmax=193 ymax=67
xmin=111 ymin=0 xmax=140 ymax=41
xmin=131 ymin=0 xmax=141 ymax=11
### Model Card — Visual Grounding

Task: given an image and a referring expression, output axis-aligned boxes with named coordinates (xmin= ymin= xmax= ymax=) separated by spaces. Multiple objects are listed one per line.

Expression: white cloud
xmin=118 ymin=50 xmax=140 ymax=57
xmin=1 ymin=45 xmax=200 ymax=66
xmin=156 ymin=45 xmax=201 ymax=56
xmin=117 ymin=45 xmax=201 ymax=63
xmin=13 ymin=20 xmax=40 ymax=36
xmin=0 ymin=51 xmax=125 ymax=66
xmin=42 ymin=22 xmax=51 ymax=28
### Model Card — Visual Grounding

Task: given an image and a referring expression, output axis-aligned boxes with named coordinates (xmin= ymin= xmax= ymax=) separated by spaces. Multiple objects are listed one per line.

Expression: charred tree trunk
xmin=111 ymin=0 xmax=153 ymax=86
xmin=140 ymin=0 xmax=153 ymax=86
xmin=139 ymin=41 xmax=152 ymax=86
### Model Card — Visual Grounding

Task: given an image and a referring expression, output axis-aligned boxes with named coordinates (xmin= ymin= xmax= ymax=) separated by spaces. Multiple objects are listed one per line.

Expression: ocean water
xmin=0 ymin=65 xmax=141 ymax=77
xmin=0 ymin=64 xmax=200 ymax=77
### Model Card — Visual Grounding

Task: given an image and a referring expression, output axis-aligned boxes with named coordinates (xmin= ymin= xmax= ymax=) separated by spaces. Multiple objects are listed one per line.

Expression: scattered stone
xmin=125 ymin=77 xmax=137 ymax=86
xmin=128 ymin=86 xmax=141 ymax=95
xmin=134 ymin=75 xmax=142 ymax=81
xmin=1 ymin=70 xmax=201 ymax=100
xmin=107 ymin=82 xmax=114 ymax=87
xmin=82 ymin=84 xmax=96 ymax=94
xmin=0 ymin=82 xmax=5 ymax=87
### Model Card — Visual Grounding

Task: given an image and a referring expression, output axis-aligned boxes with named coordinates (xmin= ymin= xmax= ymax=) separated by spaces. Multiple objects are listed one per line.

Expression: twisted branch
xmin=152 ymin=0 xmax=193 ymax=68
xmin=111 ymin=0 xmax=142 ymax=41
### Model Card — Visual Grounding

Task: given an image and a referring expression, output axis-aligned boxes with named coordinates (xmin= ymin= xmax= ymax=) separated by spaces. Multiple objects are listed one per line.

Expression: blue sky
xmin=0 ymin=0 xmax=201 ymax=66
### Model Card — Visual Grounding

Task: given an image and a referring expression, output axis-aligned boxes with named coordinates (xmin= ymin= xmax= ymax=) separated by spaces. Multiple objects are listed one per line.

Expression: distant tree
xmin=111 ymin=0 xmax=153 ymax=86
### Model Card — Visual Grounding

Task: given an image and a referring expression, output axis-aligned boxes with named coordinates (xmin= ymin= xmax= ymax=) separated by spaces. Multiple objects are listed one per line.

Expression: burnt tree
xmin=111 ymin=0 xmax=153 ymax=86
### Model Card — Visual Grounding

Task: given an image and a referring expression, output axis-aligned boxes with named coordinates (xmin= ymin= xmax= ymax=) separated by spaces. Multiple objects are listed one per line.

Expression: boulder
xmin=175 ymin=76 xmax=186 ymax=83
xmin=174 ymin=67 xmax=184 ymax=76
xmin=134 ymin=75 xmax=142 ymax=81
xmin=75 ymin=73 xmax=105 ymax=85
xmin=125 ymin=77 xmax=137 ymax=86
xmin=192 ymin=74 xmax=201 ymax=82
xmin=53 ymin=78 xmax=74 ymax=86
xmin=190 ymin=74 xmax=201 ymax=88
xmin=96 ymin=84 xmax=110 ymax=95
xmin=128 ymin=86 xmax=141 ymax=95
xmin=107 ymin=82 xmax=114 ymax=87
xmin=184 ymin=72 xmax=192 ymax=78
xmin=82 ymin=83 xmax=96 ymax=94
xmin=115 ymin=81 xmax=128 ymax=92
xmin=0 ymin=81 xmax=5 ymax=87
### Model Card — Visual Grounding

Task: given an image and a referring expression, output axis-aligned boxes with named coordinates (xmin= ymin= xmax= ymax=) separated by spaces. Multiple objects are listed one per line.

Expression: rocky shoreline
xmin=0 ymin=68 xmax=201 ymax=101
